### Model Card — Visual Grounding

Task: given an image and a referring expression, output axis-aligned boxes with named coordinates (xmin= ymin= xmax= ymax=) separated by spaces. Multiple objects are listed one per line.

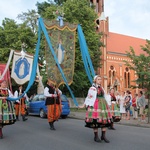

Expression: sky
xmin=0 ymin=0 xmax=150 ymax=40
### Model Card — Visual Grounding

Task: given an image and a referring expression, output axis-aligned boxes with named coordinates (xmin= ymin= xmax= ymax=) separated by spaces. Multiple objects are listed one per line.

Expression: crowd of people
xmin=0 ymin=75 xmax=148 ymax=143
xmin=105 ymin=88 xmax=148 ymax=123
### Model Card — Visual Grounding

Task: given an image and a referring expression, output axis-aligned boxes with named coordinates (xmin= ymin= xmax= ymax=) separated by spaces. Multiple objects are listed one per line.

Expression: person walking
xmin=131 ymin=93 xmax=138 ymax=120
xmin=0 ymin=80 xmax=16 ymax=139
xmin=137 ymin=91 xmax=146 ymax=122
xmin=109 ymin=88 xmax=121 ymax=130
xmin=44 ymin=80 xmax=62 ymax=130
xmin=79 ymin=75 xmax=112 ymax=143
xmin=14 ymin=85 xmax=28 ymax=121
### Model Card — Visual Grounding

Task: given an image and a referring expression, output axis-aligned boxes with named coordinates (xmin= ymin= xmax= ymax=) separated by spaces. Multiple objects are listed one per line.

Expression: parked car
xmin=28 ymin=94 xmax=70 ymax=118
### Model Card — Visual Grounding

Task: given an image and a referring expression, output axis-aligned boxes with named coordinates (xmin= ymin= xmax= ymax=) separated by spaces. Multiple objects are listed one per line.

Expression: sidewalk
xmin=68 ymin=111 xmax=150 ymax=128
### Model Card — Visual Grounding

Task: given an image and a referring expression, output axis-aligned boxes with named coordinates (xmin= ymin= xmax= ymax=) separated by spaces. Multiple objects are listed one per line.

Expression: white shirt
xmin=14 ymin=90 xmax=29 ymax=101
xmin=44 ymin=87 xmax=62 ymax=97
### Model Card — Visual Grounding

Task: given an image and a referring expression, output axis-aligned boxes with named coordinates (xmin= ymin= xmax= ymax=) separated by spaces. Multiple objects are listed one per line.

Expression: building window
xmin=124 ymin=67 xmax=130 ymax=88
xmin=108 ymin=65 xmax=116 ymax=88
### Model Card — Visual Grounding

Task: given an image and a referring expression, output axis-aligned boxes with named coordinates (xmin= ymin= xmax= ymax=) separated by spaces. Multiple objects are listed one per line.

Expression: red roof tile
xmin=107 ymin=32 xmax=147 ymax=55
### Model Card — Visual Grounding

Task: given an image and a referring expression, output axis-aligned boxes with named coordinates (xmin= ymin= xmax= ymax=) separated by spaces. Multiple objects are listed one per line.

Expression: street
xmin=0 ymin=116 xmax=150 ymax=150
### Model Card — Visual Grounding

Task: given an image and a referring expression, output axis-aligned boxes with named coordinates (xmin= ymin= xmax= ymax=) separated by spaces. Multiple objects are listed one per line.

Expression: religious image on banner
xmin=11 ymin=51 xmax=33 ymax=85
xmin=44 ymin=19 xmax=77 ymax=87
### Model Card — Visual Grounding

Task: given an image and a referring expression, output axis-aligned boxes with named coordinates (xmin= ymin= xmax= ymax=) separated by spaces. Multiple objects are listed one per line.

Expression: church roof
xmin=107 ymin=32 xmax=147 ymax=56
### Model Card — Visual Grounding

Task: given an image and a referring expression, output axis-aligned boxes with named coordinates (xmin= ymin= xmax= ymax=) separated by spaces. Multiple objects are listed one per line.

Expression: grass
xmin=70 ymin=107 xmax=86 ymax=112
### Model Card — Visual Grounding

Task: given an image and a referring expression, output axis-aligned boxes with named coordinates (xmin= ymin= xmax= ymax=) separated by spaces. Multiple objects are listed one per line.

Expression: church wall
xmin=106 ymin=53 xmax=137 ymax=95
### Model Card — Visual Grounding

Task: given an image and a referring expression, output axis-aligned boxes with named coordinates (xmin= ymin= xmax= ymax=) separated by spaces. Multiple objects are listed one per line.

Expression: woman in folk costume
xmin=14 ymin=85 xmax=28 ymax=121
xmin=44 ymin=80 xmax=62 ymax=130
xmin=0 ymin=80 xmax=16 ymax=139
xmin=109 ymin=88 xmax=121 ymax=130
xmin=79 ymin=75 xmax=112 ymax=143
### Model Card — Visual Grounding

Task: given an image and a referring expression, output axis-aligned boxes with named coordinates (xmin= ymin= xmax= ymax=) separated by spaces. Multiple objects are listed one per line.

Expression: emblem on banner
xmin=14 ymin=58 xmax=30 ymax=79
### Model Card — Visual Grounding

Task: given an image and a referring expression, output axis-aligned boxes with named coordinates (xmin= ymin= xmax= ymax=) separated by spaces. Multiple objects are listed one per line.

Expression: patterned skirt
xmin=85 ymin=97 xmax=112 ymax=128
xmin=0 ymin=100 xmax=16 ymax=127
xmin=110 ymin=102 xmax=121 ymax=122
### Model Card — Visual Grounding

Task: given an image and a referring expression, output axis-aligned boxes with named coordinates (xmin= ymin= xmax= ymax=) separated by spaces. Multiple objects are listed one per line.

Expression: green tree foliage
xmin=124 ymin=40 xmax=150 ymax=95
xmin=0 ymin=18 xmax=36 ymax=60
xmin=17 ymin=9 xmax=39 ymax=34
xmin=0 ymin=17 xmax=37 ymax=92
xmin=36 ymin=0 xmax=103 ymax=97
xmin=54 ymin=0 xmax=67 ymax=5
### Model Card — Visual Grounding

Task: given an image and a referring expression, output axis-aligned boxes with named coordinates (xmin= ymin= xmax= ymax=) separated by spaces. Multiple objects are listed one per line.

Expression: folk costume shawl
xmin=84 ymin=84 xmax=106 ymax=107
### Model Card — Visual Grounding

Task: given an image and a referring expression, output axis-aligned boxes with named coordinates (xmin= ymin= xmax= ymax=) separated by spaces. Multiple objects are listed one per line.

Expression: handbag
xmin=125 ymin=102 xmax=130 ymax=109
xmin=134 ymin=107 xmax=138 ymax=111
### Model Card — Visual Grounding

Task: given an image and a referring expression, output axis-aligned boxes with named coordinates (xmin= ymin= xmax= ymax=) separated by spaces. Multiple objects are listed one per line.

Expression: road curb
xmin=68 ymin=112 xmax=150 ymax=128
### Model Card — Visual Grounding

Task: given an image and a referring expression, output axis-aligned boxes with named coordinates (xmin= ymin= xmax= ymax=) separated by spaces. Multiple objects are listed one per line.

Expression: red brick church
xmin=91 ymin=0 xmax=147 ymax=94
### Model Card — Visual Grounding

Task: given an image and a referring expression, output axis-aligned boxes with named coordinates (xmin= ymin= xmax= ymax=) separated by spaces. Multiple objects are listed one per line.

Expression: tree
xmin=0 ymin=18 xmax=37 ymax=93
xmin=124 ymin=40 xmax=150 ymax=122
xmin=124 ymin=40 xmax=150 ymax=90
xmin=17 ymin=9 xmax=39 ymax=34
xmin=37 ymin=0 xmax=103 ymax=97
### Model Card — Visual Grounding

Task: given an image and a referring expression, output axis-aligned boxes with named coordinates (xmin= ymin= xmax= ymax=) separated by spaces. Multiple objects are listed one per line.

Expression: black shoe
xmin=23 ymin=118 xmax=28 ymax=121
xmin=101 ymin=136 xmax=110 ymax=143
xmin=49 ymin=122 xmax=56 ymax=130
xmin=0 ymin=134 xmax=3 ymax=139
xmin=22 ymin=116 xmax=28 ymax=121
xmin=109 ymin=127 xmax=115 ymax=130
xmin=50 ymin=127 xmax=56 ymax=130
xmin=94 ymin=137 xmax=101 ymax=142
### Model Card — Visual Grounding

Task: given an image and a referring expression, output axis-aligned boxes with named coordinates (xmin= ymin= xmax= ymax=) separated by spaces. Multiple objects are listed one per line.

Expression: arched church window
xmin=124 ymin=67 xmax=130 ymax=88
xmin=128 ymin=72 xmax=130 ymax=87
xmin=124 ymin=72 xmax=127 ymax=88
xmin=108 ymin=65 xmax=116 ymax=88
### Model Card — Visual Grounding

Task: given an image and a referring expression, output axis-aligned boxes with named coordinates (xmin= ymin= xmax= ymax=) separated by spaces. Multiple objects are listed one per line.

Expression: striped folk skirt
xmin=110 ymin=102 xmax=121 ymax=122
xmin=0 ymin=100 xmax=16 ymax=127
xmin=85 ymin=97 xmax=112 ymax=128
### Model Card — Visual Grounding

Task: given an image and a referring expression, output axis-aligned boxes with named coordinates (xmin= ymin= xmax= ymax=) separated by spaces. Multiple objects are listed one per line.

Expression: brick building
xmin=91 ymin=0 xmax=147 ymax=94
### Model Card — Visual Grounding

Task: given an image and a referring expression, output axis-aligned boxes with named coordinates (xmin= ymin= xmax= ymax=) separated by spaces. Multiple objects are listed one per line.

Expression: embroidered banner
xmin=44 ymin=20 xmax=77 ymax=87
xmin=11 ymin=51 xmax=33 ymax=85
xmin=0 ymin=64 xmax=12 ymax=90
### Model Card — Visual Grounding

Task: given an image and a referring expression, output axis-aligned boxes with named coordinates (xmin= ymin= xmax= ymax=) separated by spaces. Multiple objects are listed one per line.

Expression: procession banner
xmin=44 ymin=20 xmax=77 ymax=87
xmin=11 ymin=51 xmax=33 ymax=85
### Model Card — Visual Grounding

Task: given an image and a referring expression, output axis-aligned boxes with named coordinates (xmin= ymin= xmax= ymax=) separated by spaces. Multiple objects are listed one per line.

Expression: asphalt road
xmin=1 ymin=116 xmax=150 ymax=150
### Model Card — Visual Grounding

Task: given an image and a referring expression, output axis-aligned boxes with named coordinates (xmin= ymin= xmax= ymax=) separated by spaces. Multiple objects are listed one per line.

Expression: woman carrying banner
xmin=0 ymin=80 xmax=16 ymax=139
xmin=44 ymin=80 xmax=62 ymax=130
xmin=79 ymin=75 xmax=112 ymax=143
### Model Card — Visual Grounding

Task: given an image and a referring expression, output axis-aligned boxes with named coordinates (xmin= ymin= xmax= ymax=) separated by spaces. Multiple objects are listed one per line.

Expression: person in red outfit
xmin=131 ymin=93 xmax=138 ymax=120
xmin=0 ymin=80 xmax=16 ymax=139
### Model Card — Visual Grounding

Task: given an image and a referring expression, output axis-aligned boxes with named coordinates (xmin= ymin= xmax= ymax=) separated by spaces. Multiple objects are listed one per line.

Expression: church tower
xmin=91 ymin=0 xmax=109 ymax=92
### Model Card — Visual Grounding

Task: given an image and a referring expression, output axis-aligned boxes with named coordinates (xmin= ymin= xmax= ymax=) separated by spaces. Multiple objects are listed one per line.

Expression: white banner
xmin=11 ymin=51 xmax=33 ymax=85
